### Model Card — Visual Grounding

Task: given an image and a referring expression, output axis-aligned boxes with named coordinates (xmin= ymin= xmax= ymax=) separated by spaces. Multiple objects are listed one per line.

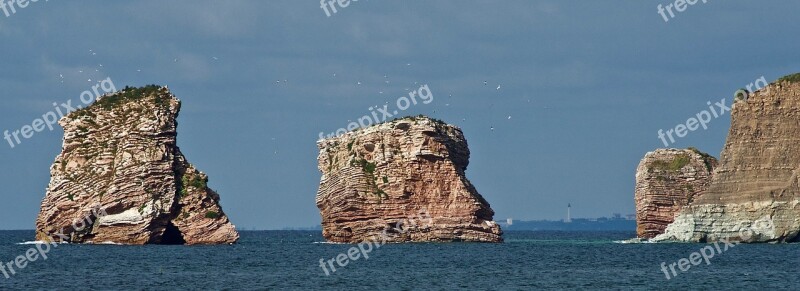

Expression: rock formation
xmin=315 ymin=116 xmax=502 ymax=243
xmin=634 ymin=148 xmax=717 ymax=239
xmin=652 ymin=74 xmax=800 ymax=243
xmin=35 ymin=85 xmax=239 ymax=245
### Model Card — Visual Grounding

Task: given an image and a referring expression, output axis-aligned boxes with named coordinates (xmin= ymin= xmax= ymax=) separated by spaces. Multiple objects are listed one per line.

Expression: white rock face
xmin=655 ymin=78 xmax=800 ymax=243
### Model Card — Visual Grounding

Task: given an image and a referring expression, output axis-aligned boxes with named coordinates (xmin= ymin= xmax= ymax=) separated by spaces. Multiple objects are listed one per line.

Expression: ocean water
xmin=0 ymin=230 xmax=797 ymax=290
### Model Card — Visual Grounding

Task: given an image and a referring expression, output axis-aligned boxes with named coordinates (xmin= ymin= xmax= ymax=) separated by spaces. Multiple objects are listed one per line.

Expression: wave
xmin=613 ymin=238 xmax=654 ymax=244
xmin=16 ymin=241 xmax=67 ymax=245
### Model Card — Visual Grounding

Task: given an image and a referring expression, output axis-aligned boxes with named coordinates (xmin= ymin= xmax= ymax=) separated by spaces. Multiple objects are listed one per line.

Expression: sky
xmin=1 ymin=0 xmax=798 ymax=230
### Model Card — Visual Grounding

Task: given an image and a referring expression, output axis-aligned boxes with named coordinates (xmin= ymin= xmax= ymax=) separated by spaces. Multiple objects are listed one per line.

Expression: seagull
xmin=333 ymin=73 xmax=336 ymax=77
xmin=490 ymin=126 xmax=494 ymax=131
xmin=496 ymin=85 xmax=501 ymax=90
xmin=137 ymin=69 xmax=141 ymax=72
xmin=507 ymin=116 xmax=512 ymax=120
xmin=79 ymin=70 xmax=83 ymax=73
xmin=59 ymin=74 xmax=63 ymax=78
xmin=484 ymin=81 xmax=488 ymax=86
xmin=357 ymin=81 xmax=361 ymax=85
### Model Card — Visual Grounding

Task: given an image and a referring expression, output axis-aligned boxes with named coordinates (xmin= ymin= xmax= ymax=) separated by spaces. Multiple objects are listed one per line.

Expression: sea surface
xmin=0 ymin=230 xmax=797 ymax=290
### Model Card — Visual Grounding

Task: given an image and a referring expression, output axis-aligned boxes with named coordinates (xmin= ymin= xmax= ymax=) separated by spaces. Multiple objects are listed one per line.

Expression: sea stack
xmin=315 ymin=116 xmax=503 ymax=243
xmin=35 ymin=85 xmax=239 ymax=245
xmin=634 ymin=148 xmax=717 ymax=239
xmin=646 ymin=74 xmax=800 ymax=243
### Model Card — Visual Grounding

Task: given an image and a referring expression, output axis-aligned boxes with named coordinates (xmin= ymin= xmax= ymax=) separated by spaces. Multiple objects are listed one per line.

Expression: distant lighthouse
xmin=566 ymin=203 xmax=572 ymax=223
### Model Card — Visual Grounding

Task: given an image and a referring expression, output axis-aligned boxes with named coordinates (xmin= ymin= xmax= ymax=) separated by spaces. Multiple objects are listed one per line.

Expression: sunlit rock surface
xmin=315 ymin=116 xmax=502 ymax=243
xmin=35 ymin=86 xmax=239 ymax=245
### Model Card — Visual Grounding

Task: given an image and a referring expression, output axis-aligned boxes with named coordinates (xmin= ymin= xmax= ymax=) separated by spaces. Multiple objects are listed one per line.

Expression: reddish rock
xmin=35 ymin=85 xmax=238 ymax=245
xmin=315 ymin=116 xmax=502 ymax=243
xmin=635 ymin=148 xmax=716 ymax=239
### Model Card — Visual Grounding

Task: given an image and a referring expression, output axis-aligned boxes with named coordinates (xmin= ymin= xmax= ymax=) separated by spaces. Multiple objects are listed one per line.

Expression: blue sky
xmin=1 ymin=0 xmax=798 ymax=229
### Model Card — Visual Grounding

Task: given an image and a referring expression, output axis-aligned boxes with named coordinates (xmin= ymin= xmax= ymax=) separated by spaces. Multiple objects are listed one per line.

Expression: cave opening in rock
xmin=161 ymin=222 xmax=186 ymax=245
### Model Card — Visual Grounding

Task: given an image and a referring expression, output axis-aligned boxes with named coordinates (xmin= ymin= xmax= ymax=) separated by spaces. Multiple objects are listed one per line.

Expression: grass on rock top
xmin=70 ymin=84 xmax=169 ymax=117
xmin=687 ymin=147 xmax=717 ymax=172
xmin=649 ymin=153 xmax=691 ymax=172
xmin=777 ymin=72 xmax=800 ymax=84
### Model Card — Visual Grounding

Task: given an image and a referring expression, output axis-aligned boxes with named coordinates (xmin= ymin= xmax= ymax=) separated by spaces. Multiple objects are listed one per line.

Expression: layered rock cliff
xmin=315 ymin=116 xmax=502 ymax=243
xmin=634 ymin=148 xmax=717 ymax=238
xmin=35 ymin=85 xmax=239 ymax=245
xmin=653 ymin=75 xmax=800 ymax=243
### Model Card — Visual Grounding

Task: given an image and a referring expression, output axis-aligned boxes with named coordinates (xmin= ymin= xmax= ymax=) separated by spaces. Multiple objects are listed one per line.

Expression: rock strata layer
xmin=35 ymin=85 xmax=239 ymax=245
xmin=634 ymin=148 xmax=716 ymax=239
xmin=654 ymin=76 xmax=800 ymax=243
xmin=315 ymin=116 xmax=502 ymax=243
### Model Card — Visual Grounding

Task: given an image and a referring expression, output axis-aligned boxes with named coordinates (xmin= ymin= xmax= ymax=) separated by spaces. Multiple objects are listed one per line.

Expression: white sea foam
xmin=16 ymin=241 xmax=66 ymax=245
xmin=614 ymin=238 xmax=653 ymax=244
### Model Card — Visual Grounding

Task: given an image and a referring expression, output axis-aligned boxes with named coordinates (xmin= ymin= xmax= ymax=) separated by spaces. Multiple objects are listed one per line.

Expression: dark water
xmin=0 ymin=230 xmax=797 ymax=290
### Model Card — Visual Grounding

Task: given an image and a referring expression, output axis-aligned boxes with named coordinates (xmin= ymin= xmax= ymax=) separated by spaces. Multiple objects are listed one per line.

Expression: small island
xmin=35 ymin=85 xmax=239 ymax=245
xmin=315 ymin=116 xmax=503 ymax=243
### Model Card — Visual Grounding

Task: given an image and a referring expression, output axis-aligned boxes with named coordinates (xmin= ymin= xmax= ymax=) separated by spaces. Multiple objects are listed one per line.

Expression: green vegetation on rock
xmin=776 ymin=73 xmax=800 ymax=84
xmin=96 ymin=85 xmax=164 ymax=110
xmin=70 ymin=85 xmax=169 ymax=118
xmin=649 ymin=153 xmax=691 ymax=172
xmin=687 ymin=147 xmax=717 ymax=172
xmin=178 ymin=172 xmax=208 ymax=198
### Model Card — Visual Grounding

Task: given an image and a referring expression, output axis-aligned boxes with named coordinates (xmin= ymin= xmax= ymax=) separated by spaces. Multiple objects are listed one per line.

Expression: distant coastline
xmin=501 ymin=216 xmax=636 ymax=231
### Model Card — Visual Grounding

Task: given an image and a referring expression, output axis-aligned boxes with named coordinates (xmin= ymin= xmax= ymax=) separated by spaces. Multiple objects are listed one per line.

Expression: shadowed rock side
xmin=655 ymin=76 xmax=800 ymax=243
xmin=635 ymin=148 xmax=717 ymax=239
xmin=315 ymin=116 xmax=503 ymax=243
xmin=35 ymin=85 xmax=239 ymax=245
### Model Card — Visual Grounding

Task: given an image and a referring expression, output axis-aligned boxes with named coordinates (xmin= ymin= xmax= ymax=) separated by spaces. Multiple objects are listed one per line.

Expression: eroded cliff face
xmin=35 ymin=85 xmax=239 ymax=245
xmin=654 ymin=77 xmax=800 ymax=243
xmin=315 ymin=116 xmax=502 ymax=243
xmin=634 ymin=148 xmax=717 ymax=239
